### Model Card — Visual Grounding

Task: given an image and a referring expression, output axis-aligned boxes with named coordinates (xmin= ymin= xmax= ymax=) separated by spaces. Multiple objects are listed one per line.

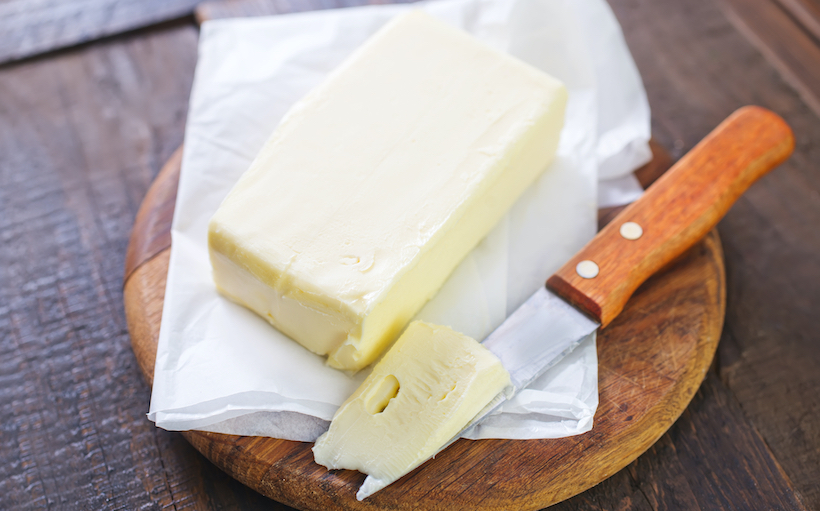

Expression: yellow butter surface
xmin=312 ymin=321 xmax=511 ymax=498
xmin=208 ymin=10 xmax=567 ymax=370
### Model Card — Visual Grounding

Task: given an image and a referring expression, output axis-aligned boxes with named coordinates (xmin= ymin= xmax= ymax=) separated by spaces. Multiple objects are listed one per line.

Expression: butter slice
xmin=312 ymin=321 xmax=511 ymax=499
xmin=208 ymin=10 xmax=567 ymax=370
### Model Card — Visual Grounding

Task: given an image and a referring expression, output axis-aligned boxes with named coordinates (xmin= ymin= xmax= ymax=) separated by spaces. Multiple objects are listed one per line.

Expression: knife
xmin=357 ymin=105 xmax=794 ymax=499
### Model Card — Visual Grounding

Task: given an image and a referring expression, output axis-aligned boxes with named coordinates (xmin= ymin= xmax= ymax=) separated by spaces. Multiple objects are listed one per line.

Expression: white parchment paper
xmin=148 ymin=0 xmax=651 ymax=442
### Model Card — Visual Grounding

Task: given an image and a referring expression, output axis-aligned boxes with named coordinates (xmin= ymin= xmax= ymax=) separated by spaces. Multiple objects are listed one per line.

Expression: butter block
xmin=312 ymin=321 xmax=511 ymax=498
xmin=208 ymin=10 xmax=567 ymax=370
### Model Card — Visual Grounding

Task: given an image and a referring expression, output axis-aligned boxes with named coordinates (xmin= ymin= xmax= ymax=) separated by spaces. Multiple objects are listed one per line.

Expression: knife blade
xmin=357 ymin=105 xmax=794 ymax=499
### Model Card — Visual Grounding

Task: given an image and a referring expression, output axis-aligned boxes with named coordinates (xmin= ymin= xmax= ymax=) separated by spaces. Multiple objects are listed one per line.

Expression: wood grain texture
xmin=548 ymin=107 xmax=794 ymax=326
xmin=0 ymin=0 xmax=201 ymax=65
xmin=124 ymin=145 xmax=729 ymax=509
xmin=720 ymin=0 xmax=820 ymax=117
xmin=776 ymin=0 xmax=820 ymax=41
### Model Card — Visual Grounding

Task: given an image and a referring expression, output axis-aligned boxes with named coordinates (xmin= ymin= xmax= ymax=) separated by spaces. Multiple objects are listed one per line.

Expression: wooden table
xmin=1 ymin=0 xmax=818 ymax=509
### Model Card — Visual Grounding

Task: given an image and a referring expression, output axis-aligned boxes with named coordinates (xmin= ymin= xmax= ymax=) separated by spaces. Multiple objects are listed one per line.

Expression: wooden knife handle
xmin=546 ymin=106 xmax=794 ymax=327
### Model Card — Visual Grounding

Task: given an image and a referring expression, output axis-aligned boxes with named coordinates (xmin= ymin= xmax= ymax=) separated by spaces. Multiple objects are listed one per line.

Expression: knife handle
xmin=546 ymin=106 xmax=794 ymax=327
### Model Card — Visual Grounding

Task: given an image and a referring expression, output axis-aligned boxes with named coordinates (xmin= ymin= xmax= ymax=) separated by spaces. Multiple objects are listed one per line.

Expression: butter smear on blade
xmin=312 ymin=321 xmax=511 ymax=499
xmin=208 ymin=10 xmax=567 ymax=370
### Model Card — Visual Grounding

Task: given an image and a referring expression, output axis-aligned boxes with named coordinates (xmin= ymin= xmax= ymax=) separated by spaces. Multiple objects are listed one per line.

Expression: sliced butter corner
xmin=312 ymin=321 xmax=511 ymax=498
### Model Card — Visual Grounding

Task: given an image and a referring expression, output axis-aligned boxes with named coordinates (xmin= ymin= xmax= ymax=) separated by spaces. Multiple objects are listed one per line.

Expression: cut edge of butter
xmin=312 ymin=321 xmax=511 ymax=499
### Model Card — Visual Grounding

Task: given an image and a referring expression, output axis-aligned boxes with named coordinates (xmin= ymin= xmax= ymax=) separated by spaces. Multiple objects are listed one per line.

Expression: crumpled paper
xmin=148 ymin=0 xmax=651 ymax=442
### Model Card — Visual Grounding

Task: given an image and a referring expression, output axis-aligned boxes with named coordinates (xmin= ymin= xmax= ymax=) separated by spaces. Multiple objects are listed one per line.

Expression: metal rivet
xmin=576 ymin=260 xmax=599 ymax=279
xmin=620 ymin=221 xmax=643 ymax=240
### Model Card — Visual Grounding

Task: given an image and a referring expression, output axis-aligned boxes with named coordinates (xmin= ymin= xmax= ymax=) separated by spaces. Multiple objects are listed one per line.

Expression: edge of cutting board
xmin=124 ymin=142 xmax=725 ymax=510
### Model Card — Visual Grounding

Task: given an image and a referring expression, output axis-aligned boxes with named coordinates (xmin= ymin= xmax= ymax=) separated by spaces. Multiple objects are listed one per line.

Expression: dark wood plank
xmin=632 ymin=373 xmax=804 ymax=510
xmin=0 ymin=0 xmax=201 ymax=65
xmin=0 ymin=21 xmax=279 ymax=511
xmin=609 ymin=0 xmax=820 ymax=508
xmin=775 ymin=0 xmax=820 ymax=42
xmin=719 ymin=0 xmax=820 ymax=117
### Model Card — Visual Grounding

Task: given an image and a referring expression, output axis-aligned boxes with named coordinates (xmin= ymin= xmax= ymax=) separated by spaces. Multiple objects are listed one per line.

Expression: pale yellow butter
xmin=312 ymin=321 xmax=511 ymax=497
xmin=208 ymin=10 xmax=567 ymax=370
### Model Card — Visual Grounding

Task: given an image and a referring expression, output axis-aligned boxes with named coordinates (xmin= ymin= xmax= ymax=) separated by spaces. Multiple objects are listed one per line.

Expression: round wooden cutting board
xmin=123 ymin=143 xmax=725 ymax=511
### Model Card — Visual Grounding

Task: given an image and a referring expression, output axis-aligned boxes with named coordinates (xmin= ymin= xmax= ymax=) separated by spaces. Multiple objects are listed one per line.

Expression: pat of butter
xmin=312 ymin=321 xmax=511 ymax=498
xmin=208 ymin=10 xmax=567 ymax=370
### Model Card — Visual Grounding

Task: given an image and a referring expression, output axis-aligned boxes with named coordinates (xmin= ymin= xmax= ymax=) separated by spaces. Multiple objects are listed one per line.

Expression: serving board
xmin=123 ymin=141 xmax=725 ymax=510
